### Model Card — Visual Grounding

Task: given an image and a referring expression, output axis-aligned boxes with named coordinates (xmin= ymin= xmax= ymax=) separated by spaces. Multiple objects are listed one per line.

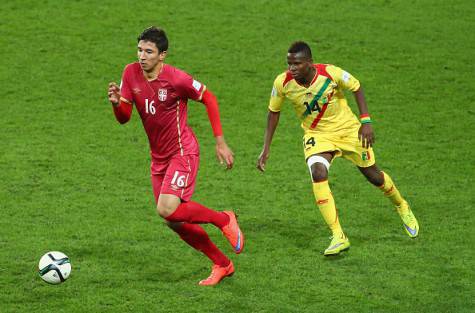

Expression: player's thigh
xmin=161 ymin=154 xmax=199 ymax=202
xmin=302 ymin=132 xmax=338 ymax=161
xmin=151 ymin=174 xmax=164 ymax=204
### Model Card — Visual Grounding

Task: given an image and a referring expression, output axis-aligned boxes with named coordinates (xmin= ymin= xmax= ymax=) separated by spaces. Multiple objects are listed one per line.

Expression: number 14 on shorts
xmin=303 ymin=136 xmax=316 ymax=149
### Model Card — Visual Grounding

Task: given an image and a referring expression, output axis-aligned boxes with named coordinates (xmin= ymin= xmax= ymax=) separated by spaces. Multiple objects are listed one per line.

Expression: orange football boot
xmin=221 ymin=211 xmax=244 ymax=254
xmin=198 ymin=261 xmax=234 ymax=286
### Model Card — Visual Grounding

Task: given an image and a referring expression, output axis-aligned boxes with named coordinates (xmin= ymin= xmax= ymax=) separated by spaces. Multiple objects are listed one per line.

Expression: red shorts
xmin=150 ymin=154 xmax=199 ymax=203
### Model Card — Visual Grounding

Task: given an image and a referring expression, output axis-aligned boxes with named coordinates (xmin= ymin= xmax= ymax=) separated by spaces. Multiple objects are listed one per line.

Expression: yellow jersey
xmin=269 ymin=64 xmax=361 ymax=134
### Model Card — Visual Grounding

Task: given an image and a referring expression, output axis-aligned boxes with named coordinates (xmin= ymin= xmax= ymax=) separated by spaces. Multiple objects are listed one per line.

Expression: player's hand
xmin=215 ymin=137 xmax=234 ymax=170
xmin=108 ymin=82 xmax=121 ymax=106
xmin=256 ymin=149 xmax=269 ymax=172
xmin=358 ymin=124 xmax=375 ymax=149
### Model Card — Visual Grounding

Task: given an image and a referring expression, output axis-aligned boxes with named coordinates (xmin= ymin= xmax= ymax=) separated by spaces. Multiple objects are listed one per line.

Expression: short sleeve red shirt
xmin=120 ymin=63 xmax=205 ymax=162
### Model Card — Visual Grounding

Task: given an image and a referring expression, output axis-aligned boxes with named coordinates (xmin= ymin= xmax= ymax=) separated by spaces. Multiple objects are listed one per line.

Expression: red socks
xmin=165 ymin=201 xmax=229 ymax=228
xmin=165 ymin=201 xmax=231 ymax=266
xmin=173 ymin=223 xmax=230 ymax=267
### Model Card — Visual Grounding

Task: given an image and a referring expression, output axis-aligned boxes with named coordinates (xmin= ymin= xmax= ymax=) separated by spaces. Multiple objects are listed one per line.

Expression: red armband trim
xmin=201 ymin=89 xmax=223 ymax=137
xmin=113 ymin=100 xmax=133 ymax=124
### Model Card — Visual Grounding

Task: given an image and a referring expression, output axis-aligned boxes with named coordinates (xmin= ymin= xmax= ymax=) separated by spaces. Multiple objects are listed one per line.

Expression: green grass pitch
xmin=1 ymin=0 xmax=473 ymax=312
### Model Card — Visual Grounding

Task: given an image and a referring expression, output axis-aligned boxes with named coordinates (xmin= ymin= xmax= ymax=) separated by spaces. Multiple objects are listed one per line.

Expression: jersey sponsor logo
xmin=158 ymin=88 xmax=167 ymax=101
xmin=342 ymin=71 xmax=351 ymax=83
xmin=133 ymin=87 xmax=141 ymax=94
xmin=192 ymin=80 xmax=202 ymax=92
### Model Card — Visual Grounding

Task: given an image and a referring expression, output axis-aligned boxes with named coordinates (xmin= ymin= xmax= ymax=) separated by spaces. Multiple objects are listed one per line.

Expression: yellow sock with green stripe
xmin=379 ymin=171 xmax=405 ymax=208
xmin=312 ymin=181 xmax=343 ymax=235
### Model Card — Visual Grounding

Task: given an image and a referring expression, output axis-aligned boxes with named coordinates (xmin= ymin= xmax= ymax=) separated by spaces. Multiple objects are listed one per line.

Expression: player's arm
xmin=200 ymin=89 xmax=234 ymax=170
xmin=257 ymin=76 xmax=285 ymax=172
xmin=257 ymin=110 xmax=280 ymax=172
xmin=353 ymin=86 xmax=375 ymax=149
xmin=108 ymin=82 xmax=133 ymax=124
xmin=328 ymin=65 xmax=375 ymax=149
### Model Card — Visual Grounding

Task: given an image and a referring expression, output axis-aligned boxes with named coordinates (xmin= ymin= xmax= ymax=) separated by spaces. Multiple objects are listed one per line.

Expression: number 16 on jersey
xmin=145 ymin=99 xmax=156 ymax=115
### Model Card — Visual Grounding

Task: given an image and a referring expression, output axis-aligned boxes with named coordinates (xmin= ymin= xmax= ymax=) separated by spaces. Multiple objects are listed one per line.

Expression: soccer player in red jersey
xmin=107 ymin=26 xmax=244 ymax=286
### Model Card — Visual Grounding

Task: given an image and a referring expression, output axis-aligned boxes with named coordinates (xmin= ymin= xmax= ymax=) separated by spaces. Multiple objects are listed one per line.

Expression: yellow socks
xmin=313 ymin=173 xmax=406 ymax=236
xmin=379 ymin=171 xmax=406 ymax=208
xmin=312 ymin=180 xmax=343 ymax=235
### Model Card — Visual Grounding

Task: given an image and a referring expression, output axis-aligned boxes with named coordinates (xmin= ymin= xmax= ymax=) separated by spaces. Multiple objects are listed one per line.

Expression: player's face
xmin=287 ymin=52 xmax=313 ymax=82
xmin=137 ymin=40 xmax=166 ymax=72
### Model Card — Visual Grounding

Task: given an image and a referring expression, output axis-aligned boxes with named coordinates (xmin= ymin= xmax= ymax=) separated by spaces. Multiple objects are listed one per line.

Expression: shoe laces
xmin=405 ymin=214 xmax=416 ymax=225
xmin=400 ymin=209 xmax=414 ymax=221
xmin=206 ymin=265 xmax=221 ymax=281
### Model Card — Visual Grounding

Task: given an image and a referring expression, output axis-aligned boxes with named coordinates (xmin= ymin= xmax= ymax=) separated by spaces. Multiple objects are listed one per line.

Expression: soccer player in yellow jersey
xmin=257 ymin=41 xmax=419 ymax=255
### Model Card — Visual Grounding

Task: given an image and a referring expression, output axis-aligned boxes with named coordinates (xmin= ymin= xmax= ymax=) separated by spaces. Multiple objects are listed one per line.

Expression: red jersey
xmin=120 ymin=63 xmax=205 ymax=162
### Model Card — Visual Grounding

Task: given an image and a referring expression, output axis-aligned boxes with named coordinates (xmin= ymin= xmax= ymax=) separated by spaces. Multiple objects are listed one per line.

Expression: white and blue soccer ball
xmin=38 ymin=251 xmax=71 ymax=284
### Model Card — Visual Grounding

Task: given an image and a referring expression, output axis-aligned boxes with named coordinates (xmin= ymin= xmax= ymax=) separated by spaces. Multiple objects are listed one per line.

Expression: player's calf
xmin=358 ymin=164 xmax=384 ymax=186
xmin=164 ymin=220 xmax=184 ymax=231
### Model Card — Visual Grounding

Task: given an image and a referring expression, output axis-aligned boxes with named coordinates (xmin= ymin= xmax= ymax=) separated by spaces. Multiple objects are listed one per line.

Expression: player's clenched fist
xmin=108 ymin=82 xmax=121 ymax=106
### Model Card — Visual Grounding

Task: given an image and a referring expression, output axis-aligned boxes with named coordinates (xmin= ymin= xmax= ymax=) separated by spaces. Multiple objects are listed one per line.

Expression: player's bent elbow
xmin=201 ymin=89 xmax=217 ymax=106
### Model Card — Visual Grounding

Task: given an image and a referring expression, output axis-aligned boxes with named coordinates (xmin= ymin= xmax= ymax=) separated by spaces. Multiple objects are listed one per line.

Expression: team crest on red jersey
xmin=158 ymin=89 xmax=167 ymax=101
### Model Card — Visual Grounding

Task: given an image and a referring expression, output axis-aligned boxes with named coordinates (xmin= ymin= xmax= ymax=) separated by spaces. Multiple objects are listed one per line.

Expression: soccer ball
xmin=38 ymin=251 xmax=71 ymax=284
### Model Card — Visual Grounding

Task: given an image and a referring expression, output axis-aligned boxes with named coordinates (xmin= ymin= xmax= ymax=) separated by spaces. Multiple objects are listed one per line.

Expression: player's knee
xmin=310 ymin=163 xmax=328 ymax=182
xmin=307 ymin=155 xmax=330 ymax=182
xmin=156 ymin=202 xmax=176 ymax=218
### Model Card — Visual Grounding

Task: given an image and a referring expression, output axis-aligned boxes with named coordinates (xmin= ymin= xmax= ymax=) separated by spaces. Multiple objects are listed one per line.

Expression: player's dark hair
xmin=288 ymin=41 xmax=312 ymax=59
xmin=138 ymin=26 xmax=168 ymax=52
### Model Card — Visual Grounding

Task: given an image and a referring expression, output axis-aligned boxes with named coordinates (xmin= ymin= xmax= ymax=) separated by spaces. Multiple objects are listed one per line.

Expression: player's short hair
xmin=288 ymin=41 xmax=312 ymax=59
xmin=138 ymin=26 xmax=168 ymax=52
